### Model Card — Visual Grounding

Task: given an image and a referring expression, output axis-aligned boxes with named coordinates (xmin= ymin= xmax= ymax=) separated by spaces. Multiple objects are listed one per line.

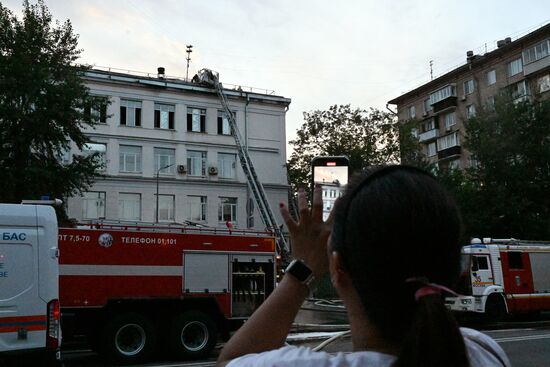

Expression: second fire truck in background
xmin=446 ymin=238 xmax=550 ymax=321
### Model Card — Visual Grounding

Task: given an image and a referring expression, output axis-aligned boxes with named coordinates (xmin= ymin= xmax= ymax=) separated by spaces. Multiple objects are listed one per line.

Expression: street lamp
xmin=156 ymin=163 xmax=174 ymax=223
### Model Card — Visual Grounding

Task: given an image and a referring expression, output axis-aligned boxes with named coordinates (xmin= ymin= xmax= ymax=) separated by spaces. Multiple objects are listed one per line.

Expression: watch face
xmin=288 ymin=260 xmax=313 ymax=281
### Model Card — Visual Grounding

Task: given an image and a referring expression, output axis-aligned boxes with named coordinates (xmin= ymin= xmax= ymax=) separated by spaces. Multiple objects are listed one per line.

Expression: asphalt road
xmin=3 ymin=309 xmax=550 ymax=367
xmin=3 ymin=322 xmax=544 ymax=367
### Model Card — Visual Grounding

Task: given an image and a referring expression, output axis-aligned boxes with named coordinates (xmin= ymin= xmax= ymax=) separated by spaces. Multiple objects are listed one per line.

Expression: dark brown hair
xmin=331 ymin=165 xmax=468 ymax=367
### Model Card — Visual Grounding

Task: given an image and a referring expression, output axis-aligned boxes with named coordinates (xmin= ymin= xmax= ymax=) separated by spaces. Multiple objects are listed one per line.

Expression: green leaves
xmin=287 ymin=104 xmax=416 ymax=191
xmin=0 ymin=0 xmax=104 ymax=219
xmin=439 ymin=95 xmax=550 ymax=239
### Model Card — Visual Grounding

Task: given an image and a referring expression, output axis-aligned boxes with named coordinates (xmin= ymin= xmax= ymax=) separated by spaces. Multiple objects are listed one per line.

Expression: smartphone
xmin=311 ymin=156 xmax=349 ymax=221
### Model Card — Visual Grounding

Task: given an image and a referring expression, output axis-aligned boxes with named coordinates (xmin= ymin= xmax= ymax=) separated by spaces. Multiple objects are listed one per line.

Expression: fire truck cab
xmin=0 ymin=204 xmax=60 ymax=357
xmin=446 ymin=238 xmax=550 ymax=320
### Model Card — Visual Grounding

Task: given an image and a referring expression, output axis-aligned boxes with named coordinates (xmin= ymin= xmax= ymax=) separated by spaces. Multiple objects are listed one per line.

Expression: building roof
xmin=388 ymin=22 xmax=550 ymax=105
xmin=84 ymin=67 xmax=292 ymax=106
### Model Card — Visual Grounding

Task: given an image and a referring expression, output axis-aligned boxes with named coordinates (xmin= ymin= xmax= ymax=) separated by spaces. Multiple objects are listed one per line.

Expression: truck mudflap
xmin=445 ymin=296 xmax=477 ymax=312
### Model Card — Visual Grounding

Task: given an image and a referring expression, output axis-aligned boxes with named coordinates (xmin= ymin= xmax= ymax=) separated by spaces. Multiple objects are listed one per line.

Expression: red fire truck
xmin=445 ymin=238 xmax=550 ymax=321
xmin=58 ymin=222 xmax=277 ymax=364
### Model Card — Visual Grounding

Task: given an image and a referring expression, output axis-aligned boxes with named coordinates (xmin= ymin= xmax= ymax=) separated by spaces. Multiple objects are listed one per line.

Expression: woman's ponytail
xmin=394 ymin=294 xmax=469 ymax=367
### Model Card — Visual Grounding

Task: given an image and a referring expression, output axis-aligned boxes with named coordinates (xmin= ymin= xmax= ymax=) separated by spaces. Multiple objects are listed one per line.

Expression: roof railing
xmin=89 ymin=65 xmax=276 ymax=95
xmin=77 ymin=219 xmax=275 ymax=237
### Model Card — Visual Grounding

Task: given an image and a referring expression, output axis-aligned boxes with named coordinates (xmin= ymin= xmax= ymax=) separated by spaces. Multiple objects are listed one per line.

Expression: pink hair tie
xmin=406 ymin=277 xmax=459 ymax=301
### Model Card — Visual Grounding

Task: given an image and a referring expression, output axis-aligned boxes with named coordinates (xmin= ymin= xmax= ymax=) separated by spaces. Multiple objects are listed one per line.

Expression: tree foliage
xmin=0 ymin=1 xmax=104 ymax=219
xmin=287 ymin=105 xmax=405 ymax=190
xmin=440 ymin=95 xmax=550 ymax=239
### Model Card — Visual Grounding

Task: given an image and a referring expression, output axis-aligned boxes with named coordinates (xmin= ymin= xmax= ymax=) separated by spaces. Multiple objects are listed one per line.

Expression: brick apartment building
xmin=64 ymin=67 xmax=291 ymax=229
xmin=388 ymin=23 xmax=550 ymax=169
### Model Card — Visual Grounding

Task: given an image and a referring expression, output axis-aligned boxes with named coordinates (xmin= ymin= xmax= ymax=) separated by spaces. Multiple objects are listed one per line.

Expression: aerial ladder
xmin=192 ymin=69 xmax=288 ymax=255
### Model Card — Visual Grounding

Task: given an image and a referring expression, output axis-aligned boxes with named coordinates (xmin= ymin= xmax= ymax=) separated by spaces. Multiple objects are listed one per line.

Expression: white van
xmin=0 ymin=204 xmax=60 ymax=358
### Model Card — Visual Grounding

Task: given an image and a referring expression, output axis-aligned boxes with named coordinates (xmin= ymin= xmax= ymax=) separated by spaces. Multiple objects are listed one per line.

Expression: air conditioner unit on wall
xmin=208 ymin=166 xmax=218 ymax=175
xmin=460 ymin=95 xmax=466 ymax=101
xmin=177 ymin=165 xmax=186 ymax=174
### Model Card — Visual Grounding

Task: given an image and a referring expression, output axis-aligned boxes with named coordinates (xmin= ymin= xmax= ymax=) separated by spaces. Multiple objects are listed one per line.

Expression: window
xmin=429 ymin=84 xmax=456 ymax=105
xmin=508 ymin=252 xmax=523 ymax=269
xmin=421 ymin=118 xmax=436 ymax=133
xmin=219 ymin=197 xmax=237 ymax=223
xmin=487 ymin=96 xmax=495 ymax=109
xmin=507 ymin=58 xmax=523 ymax=77
xmin=154 ymin=148 xmax=175 ymax=174
xmin=158 ymin=195 xmax=175 ymax=222
xmin=437 ymin=132 xmax=460 ymax=151
xmin=218 ymin=153 xmax=236 ymax=179
xmin=82 ymin=191 xmax=105 ymax=219
xmin=469 ymin=156 xmax=480 ymax=169
xmin=427 ymin=142 xmax=437 ymax=157
xmin=82 ymin=142 xmax=107 ymax=170
xmin=511 ymin=80 xmax=528 ymax=100
xmin=537 ymin=74 xmax=550 ymax=93
xmin=118 ymin=193 xmax=141 ymax=221
xmin=188 ymin=196 xmax=207 ymax=221
xmin=444 ymin=112 xmax=456 ymax=130
xmin=120 ymin=100 xmax=142 ymax=127
xmin=522 ymin=39 xmax=550 ymax=64
xmin=187 ymin=108 xmax=206 ymax=132
xmin=85 ymin=98 xmax=108 ymax=123
xmin=475 ymin=256 xmax=489 ymax=270
xmin=423 ymin=98 xmax=432 ymax=114
xmin=218 ymin=111 xmax=233 ymax=135
xmin=486 ymin=70 xmax=496 ymax=86
xmin=187 ymin=150 xmax=207 ymax=176
xmin=463 ymin=79 xmax=475 ymax=95
xmin=407 ymin=105 xmax=416 ymax=119
xmin=59 ymin=146 xmax=71 ymax=165
xmin=119 ymin=145 xmax=142 ymax=173
xmin=466 ymin=104 xmax=476 ymax=118
xmin=154 ymin=103 xmax=175 ymax=129
xmin=448 ymin=159 xmax=460 ymax=170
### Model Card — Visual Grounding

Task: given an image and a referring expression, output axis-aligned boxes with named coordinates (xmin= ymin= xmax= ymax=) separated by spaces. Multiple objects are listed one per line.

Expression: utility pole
xmin=156 ymin=163 xmax=174 ymax=223
xmin=186 ymin=45 xmax=193 ymax=81
xmin=429 ymin=60 xmax=434 ymax=80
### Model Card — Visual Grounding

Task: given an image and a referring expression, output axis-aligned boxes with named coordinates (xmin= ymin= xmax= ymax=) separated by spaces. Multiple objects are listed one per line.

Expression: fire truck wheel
xmin=99 ymin=312 xmax=156 ymax=364
xmin=485 ymin=294 xmax=507 ymax=322
xmin=169 ymin=311 xmax=218 ymax=359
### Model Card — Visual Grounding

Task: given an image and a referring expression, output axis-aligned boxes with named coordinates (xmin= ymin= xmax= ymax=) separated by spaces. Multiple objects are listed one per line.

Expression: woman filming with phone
xmin=217 ymin=165 xmax=510 ymax=367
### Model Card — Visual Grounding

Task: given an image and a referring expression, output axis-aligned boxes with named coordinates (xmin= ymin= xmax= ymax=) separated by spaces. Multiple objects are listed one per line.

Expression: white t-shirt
xmin=227 ymin=328 xmax=510 ymax=367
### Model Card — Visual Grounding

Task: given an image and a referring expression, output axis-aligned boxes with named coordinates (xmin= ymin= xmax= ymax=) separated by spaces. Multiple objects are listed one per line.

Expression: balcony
xmin=418 ymin=129 xmax=439 ymax=142
xmin=429 ymin=84 xmax=457 ymax=113
xmin=438 ymin=145 xmax=461 ymax=160
xmin=432 ymin=96 xmax=458 ymax=113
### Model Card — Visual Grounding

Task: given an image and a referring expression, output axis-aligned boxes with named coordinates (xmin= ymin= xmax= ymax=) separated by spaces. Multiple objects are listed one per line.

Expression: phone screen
xmin=312 ymin=157 xmax=349 ymax=221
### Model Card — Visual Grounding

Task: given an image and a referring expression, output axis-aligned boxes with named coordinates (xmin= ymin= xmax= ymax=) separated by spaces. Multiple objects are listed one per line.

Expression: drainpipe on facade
xmin=386 ymin=102 xmax=398 ymax=116
xmin=245 ymin=94 xmax=252 ymax=228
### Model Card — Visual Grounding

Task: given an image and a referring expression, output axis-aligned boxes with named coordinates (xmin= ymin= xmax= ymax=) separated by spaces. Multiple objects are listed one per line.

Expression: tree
xmin=442 ymin=94 xmax=550 ymax=239
xmin=287 ymin=105 xmax=430 ymax=298
xmin=287 ymin=105 xmax=404 ymax=190
xmin=0 ymin=1 xmax=105 ymax=220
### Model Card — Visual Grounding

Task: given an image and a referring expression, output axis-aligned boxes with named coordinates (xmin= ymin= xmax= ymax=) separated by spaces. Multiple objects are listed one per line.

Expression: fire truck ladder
xmin=194 ymin=69 xmax=288 ymax=254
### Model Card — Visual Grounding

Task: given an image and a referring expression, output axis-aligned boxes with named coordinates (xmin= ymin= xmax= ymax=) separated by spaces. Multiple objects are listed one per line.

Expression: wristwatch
xmin=285 ymin=259 xmax=316 ymax=290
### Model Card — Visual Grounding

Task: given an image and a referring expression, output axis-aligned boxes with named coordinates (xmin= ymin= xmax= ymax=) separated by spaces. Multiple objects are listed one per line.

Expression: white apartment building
xmin=320 ymin=182 xmax=344 ymax=221
xmin=65 ymin=68 xmax=291 ymax=230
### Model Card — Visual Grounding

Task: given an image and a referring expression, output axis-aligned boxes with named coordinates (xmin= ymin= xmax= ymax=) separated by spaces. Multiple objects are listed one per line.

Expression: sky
xmin=4 ymin=0 xmax=550 ymax=153
xmin=314 ymin=166 xmax=348 ymax=186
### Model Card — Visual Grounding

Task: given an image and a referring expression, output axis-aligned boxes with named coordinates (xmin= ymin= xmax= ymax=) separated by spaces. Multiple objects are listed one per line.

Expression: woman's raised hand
xmin=279 ymin=186 xmax=333 ymax=278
